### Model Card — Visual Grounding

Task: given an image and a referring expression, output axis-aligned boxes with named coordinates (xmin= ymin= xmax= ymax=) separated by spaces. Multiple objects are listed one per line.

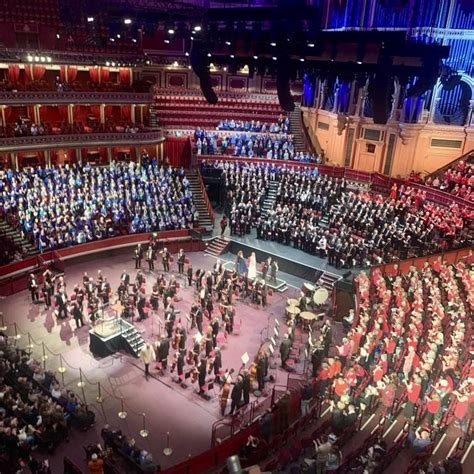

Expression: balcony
xmin=0 ymin=129 xmax=164 ymax=152
xmin=0 ymin=90 xmax=153 ymax=106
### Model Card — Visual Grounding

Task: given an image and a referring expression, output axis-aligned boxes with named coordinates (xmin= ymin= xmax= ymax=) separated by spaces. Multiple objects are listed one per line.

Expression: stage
xmin=0 ymin=249 xmax=304 ymax=472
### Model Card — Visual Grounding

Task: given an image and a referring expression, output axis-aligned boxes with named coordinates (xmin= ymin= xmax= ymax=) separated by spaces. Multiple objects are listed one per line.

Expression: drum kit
xmin=284 ymin=282 xmax=329 ymax=331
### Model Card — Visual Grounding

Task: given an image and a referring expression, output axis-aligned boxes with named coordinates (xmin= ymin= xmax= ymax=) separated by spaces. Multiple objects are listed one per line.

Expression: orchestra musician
xmin=197 ymin=357 xmax=208 ymax=395
xmin=220 ymin=369 xmax=234 ymax=416
xmin=71 ymin=298 xmax=85 ymax=329
xmin=230 ymin=375 xmax=244 ymax=414
xmin=134 ymin=244 xmax=143 ymax=269
xmin=190 ymin=301 xmax=202 ymax=333
xmin=164 ymin=297 xmax=175 ymax=338
xmin=177 ymin=249 xmax=186 ymax=274
xmin=161 ymin=247 xmax=171 ymax=272
xmin=28 ymin=274 xmax=39 ymax=303
xmin=146 ymin=245 xmax=155 ymax=271
xmin=120 ymin=270 xmax=130 ymax=287
xmin=256 ymin=353 xmax=266 ymax=392
xmin=150 ymin=284 xmax=160 ymax=311
xmin=186 ymin=264 xmax=193 ymax=286
xmin=42 ymin=279 xmax=53 ymax=309
xmin=55 ymin=288 xmax=68 ymax=320
xmin=155 ymin=335 xmax=170 ymax=373
xmin=213 ymin=347 xmax=223 ymax=383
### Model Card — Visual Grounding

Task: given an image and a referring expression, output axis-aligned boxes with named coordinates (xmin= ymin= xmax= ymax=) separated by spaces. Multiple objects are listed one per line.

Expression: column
xmin=388 ymin=78 xmax=401 ymax=122
xmin=45 ymin=150 xmax=51 ymax=167
xmin=67 ymin=104 xmax=74 ymax=125
xmin=0 ymin=106 xmax=5 ymax=127
xmin=348 ymin=81 xmax=356 ymax=115
xmin=428 ymin=80 xmax=441 ymax=124
xmin=34 ymin=105 xmax=41 ymax=124
xmin=131 ymin=104 xmax=136 ymax=124
xmin=11 ymin=152 xmax=18 ymax=170
xmin=332 ymin=80 xmax=340 ymax=114
xmin=107 ymin=147 xmax=112 ymax=163
xmin=135 ymin=146 xmax=140 ymax=162
xmin=76 ymin=148 xmax=82 ymax=165
xmin=99 ymin=104 xmax=105 ymax=124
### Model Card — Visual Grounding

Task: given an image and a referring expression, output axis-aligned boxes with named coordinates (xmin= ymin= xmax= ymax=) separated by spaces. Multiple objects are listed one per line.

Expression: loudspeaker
xmin=190 ymin=41 xmax=218 ymax=105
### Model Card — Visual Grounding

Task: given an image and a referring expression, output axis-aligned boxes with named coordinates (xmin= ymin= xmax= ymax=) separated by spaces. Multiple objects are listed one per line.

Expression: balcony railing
xmin=0 ymin=130 xmax=164 ymax=152
xmin=0 ymin=90 xmax=153 ymax=105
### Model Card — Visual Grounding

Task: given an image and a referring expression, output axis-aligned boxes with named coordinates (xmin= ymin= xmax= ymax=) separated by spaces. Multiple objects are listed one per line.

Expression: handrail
xmin=423 ymin=148 xmax=474 ymax=179
xmin=300 ymin=108 xmax=322 ymax=155
xmin=0 ymin=90 xmax=153 ymax=105
xmin=0 ymin=130 xmax=164 ymax=152
xmin=197 ymin=155 xmax=474 ymax=211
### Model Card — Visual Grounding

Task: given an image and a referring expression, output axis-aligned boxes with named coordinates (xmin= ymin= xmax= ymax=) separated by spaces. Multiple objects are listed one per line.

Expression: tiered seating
xmin=424 ymin=155 xmax=474 ymax=202
xmin=0 ymin=0 xmax=59 ymax=25
xmin=154 ymin=90 xmax=284 ymax=128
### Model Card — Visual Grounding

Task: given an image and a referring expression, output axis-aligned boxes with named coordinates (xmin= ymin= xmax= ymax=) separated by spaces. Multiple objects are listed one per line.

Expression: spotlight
xmin=225 ymin=41 xmax=231 ymax=46
xmin=116 ymin=34 xmax=121 ymax=39
xmin=164 ymin=39 xmax=170 ymax=44
xmin=110 ymin=38 xmax=115 ymax=42
xmin=173 ymin=61 xmax=179 ymax=67
xmin=146 ymin=60 xmax=150 ymax=65
xmin=253 ymin=55 xmax=258 ymax=60
xmin=270 ymin=42 xmax=276 ymax=47
xmin=207 ymin=53 xmax=212 ymax=57
xmin=87 ymin=17 xmax=94 ymax=23
xmin=168 ymin=28 xmax=175 ymax=35
xmin=223 ymin=67 xmax=227 ymax=71
xmin=132 ymin=38 xmax=137 ymax=43
xmin=27 ymin=55 xmax=33 ymax=62
xmin=34 ymin=56 xmax=39 ymax=62
xmin=300 ymin=58 xmax=305 ymax=62
xmin=272 ymin=56 xmax=277 ymax=60
xmin=190 ymin=36 xmax=194 ymax=41
xmin=111 ymin=61 xmax=116 ymax=66
xmin=308 ymin=42 xmax=315 ymax=47
xmin=357 ymin=61 xmax=362 ymax=65
xmin=56 ymin=33 xmax=60 ymax=39
xmin=46 ymin=57 xmax=52 ymax=63
xmin=230 ymin=54 xmax=235 ymax=58
xmin=193 ymin=25 xmax=202 ymax=32
xmin=124 ymin=18 xmax=132 ymax=25
xmin=185 ymin=52 xmax=189 ymax=56
xmin=106 ymin=61 xmax=110 ymax=66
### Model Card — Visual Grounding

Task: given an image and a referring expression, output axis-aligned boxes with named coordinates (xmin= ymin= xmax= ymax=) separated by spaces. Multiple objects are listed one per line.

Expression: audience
xmin=0 ymin=159 xmax=196 ymax=252
xmin=424 ymin=159 xmax=474 ymax=202
xmin=217 ymin=117 xmax=290 ymax=134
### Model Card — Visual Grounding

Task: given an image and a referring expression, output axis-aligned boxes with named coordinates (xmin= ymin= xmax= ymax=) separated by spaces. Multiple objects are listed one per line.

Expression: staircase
xmin=204 ymin=236 xmax=229 ymax=257
xmin=0 ymin=219 xmax=39 ymax=257
xmin=185 ymin=169 xmax=214 ymax=231
xmin=289 ymin=104 xmax=306 ymax=153
xmin=119 ymin=319 xmax=145 ymax=357
xmin=261 ymin=181 xmax=279 ymax=217
xmin=318 ymin=271 xmax=342 ymax=291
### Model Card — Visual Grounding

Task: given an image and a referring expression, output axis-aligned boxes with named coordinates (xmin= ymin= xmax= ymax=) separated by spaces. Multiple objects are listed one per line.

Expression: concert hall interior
xmin=0 ymin=1 xmax=472 ymax=474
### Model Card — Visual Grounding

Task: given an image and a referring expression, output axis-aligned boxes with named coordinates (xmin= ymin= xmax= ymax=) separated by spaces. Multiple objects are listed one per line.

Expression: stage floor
xmin=0 ymin=250 xmax=306 ymax=471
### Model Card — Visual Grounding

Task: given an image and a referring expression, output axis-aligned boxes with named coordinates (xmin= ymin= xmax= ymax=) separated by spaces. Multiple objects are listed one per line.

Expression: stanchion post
xmin=77 ymin=368 xmax=85 ymax=388
xmin=118 ymin=398 xmax=127 ymax=419
xmin=163 ymin=432 xmax=173 ymax=456
xmin=96 ymin=382 xmax=103 ymax=403
xmin=41 ymin=342 xmax=48 ymax=369
xmin=57 ymin=354 xmax=66 ymax=384
xmin=140 ymin=413 xmax=149 ymax=438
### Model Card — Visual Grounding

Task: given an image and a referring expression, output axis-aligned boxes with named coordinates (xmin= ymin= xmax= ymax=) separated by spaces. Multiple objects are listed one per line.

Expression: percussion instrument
xmin=299 ymin=311 xmax=318 ymax=321
xmin=313 ymin=287 xmax=329 ymax=305
xmin=287 ymin=298 xmax=300 ymax=307
xmin=302 ymin=282 xmax=316 ymax=296
xmin=285 ymin=305 xmax=301 ymax=319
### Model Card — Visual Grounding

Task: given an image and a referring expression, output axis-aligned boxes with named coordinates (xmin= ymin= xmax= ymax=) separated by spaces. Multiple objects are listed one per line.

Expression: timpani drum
xmin=302 ymin=282 xmax=316 ymax=296
xmin=287 ymin=298 xmax=300 ymax=307
xmin=313 ymin=287 xmax=329 ymax=306
xmin=285 ymin=305 xmax=301 ymax=319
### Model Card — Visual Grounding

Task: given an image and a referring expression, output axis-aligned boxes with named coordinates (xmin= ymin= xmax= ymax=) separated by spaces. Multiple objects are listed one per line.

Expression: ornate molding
xmin=0 ymin=91 xmax=153 ymax=106
xmin=0 ymin=130 xmax=164 ymax=152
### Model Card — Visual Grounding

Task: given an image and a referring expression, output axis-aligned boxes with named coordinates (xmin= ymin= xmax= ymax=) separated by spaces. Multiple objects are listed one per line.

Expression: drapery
xmin=90 ymin=105 xmax=100 ymax=120
xmin=68 ymin=66 xmax=78 ymax=83
xmin=121 ymin=105 xmax=131 ymax=120
xmin=164 ymin=137 xmax=191 ymax=168
xmin=100 ymin=67 xmax=110 ymax=83
xmin=24 ymin=65 xmax=46 ymax=81
xmin=58 ymin=105 xmax=68 ymax=121
xmin=7 ymin=64 xmax=20 ymax=83
xmin=119 ymin=67 xmax=130 ymax=85
xmin=89 ymin=67 xmax=100 ymax=83
xmin=60 ymin=65 xmax=67 ymax=83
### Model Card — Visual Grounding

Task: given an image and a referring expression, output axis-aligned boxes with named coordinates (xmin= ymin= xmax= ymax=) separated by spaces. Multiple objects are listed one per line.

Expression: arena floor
xmin=0 ymin=249 xmax=307 ymax=471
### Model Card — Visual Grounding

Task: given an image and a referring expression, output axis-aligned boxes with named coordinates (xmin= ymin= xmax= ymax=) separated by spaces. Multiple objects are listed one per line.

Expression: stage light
xmin=225 ymin=41 xmax=231 ymax=46
xmin=207 ymin=53 xmax=212 ymax=57
xmin=34 ymin=56 xmax=39 ymax=62
xmin=106 ymin=61 xmax=110 ymax=66
xmin=185 ymin=52 xmax=189 ymax=56
xmin=111 ymin=62 xmax=116 ymax=67
xmin=230 ymin=54 xmax=235 ymax=58
xmin=116 ymin=34 xmax=121 ymax=39
xmin=168 ymin=28 xmax=175 ymax=35
xmin=173 ymin=61 xmax=179 ymax=67
xmin=39 ymin=57 xmax=45 ymax=62
xmin=270 ymin=42 xmax=276 ymax=47
xmin=124 ymin=18 xmax=132 ymax=25
xmin=27 ymin=55 xmax=33 ymax=62
xmin=46 ymin=57 xmax=52 ymax=63
xmin=253 ymin=55 xmax=258 ymax=60
xmin=146 ymin=60 xmax=150 ymax=65
xmin=272 ymin=56 xmax=277 ymax=61
xmin=164 ymin=39 xmax=170 ymax=44
xmin=308 ymin=42 xmax=315 ymax=47
xmin=223 ymin=67 xmax=227 ymax=71
xmin=357 ymin=61 xmax=362 ymax=65
xmin=87 ymin=17 xmax=94 ymax=23
xmin=110 ymin=38 xmax=115 ymax=42
xmin=190 ymin=36 xmax=194 ymax=41
xmin=188 ymin=65 xmax=191 ymax=69
xmin=56 ymin=33 xmax=60 ymax=39
xmin=132 ymin=38 xmax=137 ymax=43
xmin=300 ymin=58 xmax=305 ymax=62
xmin=193 ymin=25 xmax=202 ymax=32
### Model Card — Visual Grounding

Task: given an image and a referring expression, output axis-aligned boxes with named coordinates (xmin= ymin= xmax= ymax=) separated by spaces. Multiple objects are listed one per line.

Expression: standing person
xmin=88 ymin=453 xmax=104 ymax=474
xmin=140 ymin=343 xmax=156 ymax=379
xmin=146 ymin=245 xmax=155 ymax=272
xmin=242 ymin=369 xmax=251 ymax=406
xmin=42 ymin=279 xmax=53 ymax=310
xmin=213 ymin=347 xmax=223 ymax=383
xmin=134 ymin=244 xmax=143 ymax=269
xmin=230 ymin=375 xmax=243 ymax=414
xmin=28 ymin=274 xmax=39 ymax=303
xmin=187 ymin=263 xmax=193 ymax=286
xmin=248 ymin=252 xmax=257 ymax=280
xmin=161 ymin=247 xmax=170 ymax=272
xmin=279 ymin=334 xmax=292 ymax=368
xmin=270 ymin=260 xmax=279 ymax=284
xmin=256 ymin=354 xmax=266 ymax=392
xmin=177 ymin=249 xmax=186 ymax=274
xmin=156 ymin=336 xmax=170 ymax=373
xmin=235 ymin=250 xmax=248 ymax=275
xmin=71 ymin=299 xmax=85 ymax=329
xmin=55 ymin=289 xmax=68 ymax=320
xmin=220 ymin=215 xmax=228 ymax=236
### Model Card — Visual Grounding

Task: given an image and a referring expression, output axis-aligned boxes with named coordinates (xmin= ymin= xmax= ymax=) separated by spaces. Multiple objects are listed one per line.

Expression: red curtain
xmin=104 ymin=105 xmax=112 ymax=119
xmin=121 ymin=105 xmax=131 ymax=121
xmin=119 ymin=67 xmax=130 ymax=84
xmin=60 ymin=65 xmax=67 ymax=83
xmin=4 ymin=106 xmax=12 ymax=121
xmin=33 ymin=65 xmax=46 ymax=81
xmin=90 ymin=106 xmax=100 ymax=120
xmin=24 ymin=64 xmax=33 ymax=82
xmin=164 ymin=137 xmax=191 ymax=168
xmin=58 ymin=105 xmax=68 ymax=121
xmin=100 ymin=67 xmax=110 ymax=83
xmin=68 ymin=66 xmax=78 ymax=83
xmin=89 ymin=67 xmax=100 ymax=83
xmin=7 ymin=64 xmax=20 ymax=83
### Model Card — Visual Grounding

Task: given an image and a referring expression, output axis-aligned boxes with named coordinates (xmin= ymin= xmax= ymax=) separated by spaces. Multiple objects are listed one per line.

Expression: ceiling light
xmin=56 ymin=33 xmax=60 ymax=39
xmin=124 ymin=18 xmax=132 ymax=25
xmin=173 ymin=61 xmax=179 ymax=67
xmin=272 ymin=56 xmax=277 ymax=60
xmin=164 ymin=39 xmax=170 ymax=44
xmin=185 ymin=52 xmax=189 ymax=57
xmin=270 ymin=42 xmax=276 ymax=47
xmin=356 ymin=60 xmax=362 ymax=65
xmin=27 ymin=55 xmax=33 ymax=62
xmin=87 ymin=17 xmax=94 ymax=23
xmin=300 ymin=58 xmax=305 ymax=62
xmin=253 ymin=55 xmax=258 ymax=60
xmin=207 ymin=53 xmax=212 ymax=57
xmin=193 ymin=25 xmax=201 ymax=32
xmin=168 ymin=28 xmax=175 ymax=35
xmin=230 ymin=54 xmax=235 ymax=59
xmin=308 ymin=42 xmax=315 ymax=47
xmin=225 ymin=41 xmax=231 ymax=46
xmin=116 ymin=34 xmax=121 ymax=39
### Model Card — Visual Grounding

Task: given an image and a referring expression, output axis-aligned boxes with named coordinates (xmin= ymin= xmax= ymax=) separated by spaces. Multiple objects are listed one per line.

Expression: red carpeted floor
xmin=0 ymin=250 xmax=303 ymax=472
